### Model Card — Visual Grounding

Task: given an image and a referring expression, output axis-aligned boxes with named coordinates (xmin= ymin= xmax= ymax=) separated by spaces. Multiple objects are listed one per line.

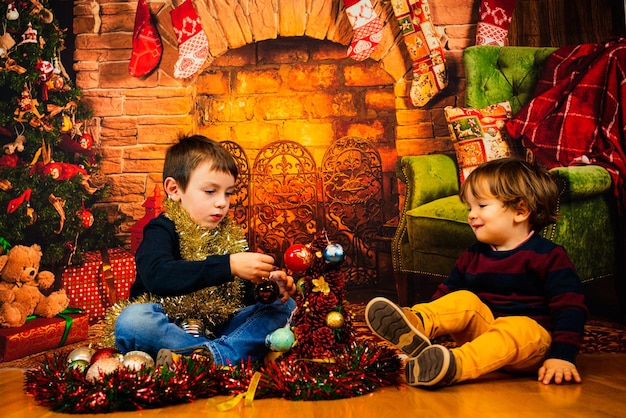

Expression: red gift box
xmin=0 ymin=312 xmax=88 ymax=362
xmin=62 ymin=248 xmax=136 ymax=323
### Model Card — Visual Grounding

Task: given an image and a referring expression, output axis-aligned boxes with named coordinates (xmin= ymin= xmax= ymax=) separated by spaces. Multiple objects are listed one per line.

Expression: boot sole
xmin=405 ymin=344 xmax=452 ymax=387
xmin=365 ymin=297 xmax=431 ymax=357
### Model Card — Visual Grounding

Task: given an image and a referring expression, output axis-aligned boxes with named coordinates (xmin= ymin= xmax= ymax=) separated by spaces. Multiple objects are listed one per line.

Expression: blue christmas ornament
xmin=265 ymin=324 xmax=295 ymax=352
xmin=323 ymin=243 xmax=345 ymax=264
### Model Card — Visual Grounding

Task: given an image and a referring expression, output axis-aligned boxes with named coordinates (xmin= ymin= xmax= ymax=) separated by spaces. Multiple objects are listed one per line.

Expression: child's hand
xmin=538 ymin=358 xmax=582 ymax=384
xmin=229 ymin=252 xmax=276 ymax=283
xmin=269 ymin=270 xmax=296 ymax=302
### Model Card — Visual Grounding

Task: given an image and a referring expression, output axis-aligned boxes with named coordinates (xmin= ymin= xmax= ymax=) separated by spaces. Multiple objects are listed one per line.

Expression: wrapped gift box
xmin=62 ymin=248 xmax=136 ymax=323
xmin=0 ymin=313 xmax=88 ymax=362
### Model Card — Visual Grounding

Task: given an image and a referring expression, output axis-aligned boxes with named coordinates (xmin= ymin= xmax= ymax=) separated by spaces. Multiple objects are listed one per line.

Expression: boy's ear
xmin=514 ymin=200 xmax=531 ymax=223
xmin=163 ymin=177 xmax=181 ymax=201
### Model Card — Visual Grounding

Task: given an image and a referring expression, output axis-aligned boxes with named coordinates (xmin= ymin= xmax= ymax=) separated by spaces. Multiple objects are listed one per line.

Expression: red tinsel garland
xmin=24 ymin=341 xmax=402 ymax=413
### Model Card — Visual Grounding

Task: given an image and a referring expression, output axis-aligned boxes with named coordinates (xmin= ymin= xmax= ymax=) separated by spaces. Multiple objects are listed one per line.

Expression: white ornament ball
xmin=86 ymin=357 xmax=123 ymax=382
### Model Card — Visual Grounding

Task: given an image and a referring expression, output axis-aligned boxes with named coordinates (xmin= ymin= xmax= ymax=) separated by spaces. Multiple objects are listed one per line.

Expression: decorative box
xmin=62 ymin=248 xmax=136 ymax=323
xmin=0 ymin=312 xmax=88 ymax=362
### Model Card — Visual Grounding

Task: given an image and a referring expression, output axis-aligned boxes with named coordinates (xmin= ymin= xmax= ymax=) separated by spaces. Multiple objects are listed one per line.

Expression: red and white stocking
xmin=128 ymin=0 xmax=163 ymax=77
xmin=391 ymin=0 xmax=447 ymax=107
xmin=170 ymin=0 xmax=209 ymax=79
xmin=344 ymin=0 xmax=383 ymax=61
xmin=476 ymin=0 xmax=517 ymax=46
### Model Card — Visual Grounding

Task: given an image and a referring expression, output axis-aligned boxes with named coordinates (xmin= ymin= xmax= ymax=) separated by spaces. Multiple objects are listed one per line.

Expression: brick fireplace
xmin=72 ymin=0 xmax=475 ymax=289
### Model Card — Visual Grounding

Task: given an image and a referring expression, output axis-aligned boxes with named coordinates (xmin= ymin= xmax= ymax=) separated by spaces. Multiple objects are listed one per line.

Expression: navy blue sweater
xmin=433 ymin=233 xmax=588 ymax=364
xmin=130 ymin=215 xmax=255 ymax=303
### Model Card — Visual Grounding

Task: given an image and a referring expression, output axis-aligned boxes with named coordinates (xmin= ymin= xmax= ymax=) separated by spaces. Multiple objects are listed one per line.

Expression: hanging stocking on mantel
xmin=170 ymin=0 xmax=209 ymax=79
xmin=344 ymin=0 xmax=384 ymax=61
xmin=390 ymin=0 xmax=447 ymax=107
xmin=128 ymin=0 xmax=163 ymax=77
xmin=476 ymin=0 xmax=517 ymax=46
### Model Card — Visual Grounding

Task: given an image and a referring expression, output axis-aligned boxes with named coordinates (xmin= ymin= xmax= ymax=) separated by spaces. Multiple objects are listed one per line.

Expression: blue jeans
xmin=115 ymin=298 xmax=295 ymax=366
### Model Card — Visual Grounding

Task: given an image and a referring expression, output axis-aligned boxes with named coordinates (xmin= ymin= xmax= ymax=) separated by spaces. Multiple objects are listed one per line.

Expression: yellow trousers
xmin=411 ymin=290 xmax=552 ymax=382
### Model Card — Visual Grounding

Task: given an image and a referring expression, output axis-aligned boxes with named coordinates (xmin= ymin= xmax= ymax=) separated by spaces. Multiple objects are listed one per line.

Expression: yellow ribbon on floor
xmin=211 ymin=371 xmax=262 ymax=411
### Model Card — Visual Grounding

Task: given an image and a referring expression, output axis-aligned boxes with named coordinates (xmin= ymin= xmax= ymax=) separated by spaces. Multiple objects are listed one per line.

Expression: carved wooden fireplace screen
xmin=221 ymin=136 xmax=384 ymax=289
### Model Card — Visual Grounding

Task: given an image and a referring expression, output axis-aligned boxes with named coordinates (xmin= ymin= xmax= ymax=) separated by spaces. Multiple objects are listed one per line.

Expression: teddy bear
xmin=0 ymin=244 xmax=69 ymax=327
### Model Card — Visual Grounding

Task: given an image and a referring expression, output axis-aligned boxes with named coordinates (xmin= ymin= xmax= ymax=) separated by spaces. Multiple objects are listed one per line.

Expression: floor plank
xmin=2 ymin=353 xmax=625 ymax=417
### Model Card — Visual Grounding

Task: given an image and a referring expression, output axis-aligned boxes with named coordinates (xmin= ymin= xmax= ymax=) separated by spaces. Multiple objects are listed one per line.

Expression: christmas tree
xmin=0 ymin=1 xmax=121 ymax=269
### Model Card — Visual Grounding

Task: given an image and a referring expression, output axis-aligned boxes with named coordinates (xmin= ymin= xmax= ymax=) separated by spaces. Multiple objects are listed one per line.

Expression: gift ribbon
xmin=211 ymin=371 xmax=262 ymax=410
xmin=100 ymin=248 xmax=119 ymax=305
xmin=25 ymin=307 xmax=84 ymax=347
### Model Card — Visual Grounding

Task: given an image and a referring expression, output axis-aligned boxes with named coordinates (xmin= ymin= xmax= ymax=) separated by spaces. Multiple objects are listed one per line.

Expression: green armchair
xmin=392 ymin=46 xmax=620 ymax=307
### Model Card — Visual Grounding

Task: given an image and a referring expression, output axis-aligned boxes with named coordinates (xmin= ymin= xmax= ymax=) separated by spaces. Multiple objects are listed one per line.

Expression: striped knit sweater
xmin=433 ymin=232 xmax=588 ymax=364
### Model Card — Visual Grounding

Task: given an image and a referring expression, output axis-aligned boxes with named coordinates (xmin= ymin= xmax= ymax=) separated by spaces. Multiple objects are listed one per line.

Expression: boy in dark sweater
xmin=115 ymin=135 xmax=296 ymax=366
xmin=366 ymin=158 xmax=587 ymax=387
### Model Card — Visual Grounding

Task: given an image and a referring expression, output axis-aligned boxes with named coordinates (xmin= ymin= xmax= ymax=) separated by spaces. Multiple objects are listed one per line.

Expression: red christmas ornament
xmin=283 ymin=243 xmax=313 ymax=272
xmin=76 ymin=200 xmax=94 ymax=229
xmin=79 ymin=133 xmax=93 ymax=150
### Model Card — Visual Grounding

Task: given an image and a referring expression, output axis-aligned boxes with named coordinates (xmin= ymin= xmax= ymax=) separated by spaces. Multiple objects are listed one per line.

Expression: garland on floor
xmin=24 ymin=340 xmax=401 ymax=413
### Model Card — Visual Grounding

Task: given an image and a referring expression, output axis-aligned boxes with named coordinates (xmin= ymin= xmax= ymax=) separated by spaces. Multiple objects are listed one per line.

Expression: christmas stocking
xmin=128 ymin=0 xmax=163 ymax=77
xmin=344 ymin=0 xmax=384 ymax=61
xmin=476 ymin=0 xmax=517 ymax=46
xmin=170 ymin=0 xmax=209 ymax=79
xmin=391 ymin=0 xmax=447 ymax=107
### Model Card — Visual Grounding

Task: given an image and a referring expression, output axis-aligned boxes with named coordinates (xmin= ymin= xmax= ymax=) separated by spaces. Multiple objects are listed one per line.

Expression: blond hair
xmin=459 ymin=158 xmax=559 ymax=231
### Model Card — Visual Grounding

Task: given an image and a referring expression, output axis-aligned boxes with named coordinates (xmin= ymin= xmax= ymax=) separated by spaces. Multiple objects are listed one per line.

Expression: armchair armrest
xmin=549 ymin=165 xmax=612 ymax=199
xmin=396 ymin=154 xmax=460 ymax=211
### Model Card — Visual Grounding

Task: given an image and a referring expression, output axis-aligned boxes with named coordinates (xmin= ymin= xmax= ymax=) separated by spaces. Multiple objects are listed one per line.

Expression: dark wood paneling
xmin=509 ymin=0 xmax=626 ymax=46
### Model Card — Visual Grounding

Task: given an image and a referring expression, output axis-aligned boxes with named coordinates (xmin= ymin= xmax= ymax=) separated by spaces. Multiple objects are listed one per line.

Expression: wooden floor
xmin=2 ymin=353 xmax=625 ymax=417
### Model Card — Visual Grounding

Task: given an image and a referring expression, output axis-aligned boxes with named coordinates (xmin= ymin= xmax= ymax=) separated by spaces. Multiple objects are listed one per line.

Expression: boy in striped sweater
xmin=367 ymin=158 xmax=587 ymax=387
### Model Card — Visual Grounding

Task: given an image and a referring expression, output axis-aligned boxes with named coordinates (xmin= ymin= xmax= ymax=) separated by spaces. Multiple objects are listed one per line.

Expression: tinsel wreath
xmin=101 ymin=199 xmax=248 ymax=346
xmin=24 ymin=342 xmax=402 ymax=413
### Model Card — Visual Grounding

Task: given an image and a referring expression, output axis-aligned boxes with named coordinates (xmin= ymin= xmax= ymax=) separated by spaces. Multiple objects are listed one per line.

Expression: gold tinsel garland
xmin=101 ymin=199 xmax=248 ymax=347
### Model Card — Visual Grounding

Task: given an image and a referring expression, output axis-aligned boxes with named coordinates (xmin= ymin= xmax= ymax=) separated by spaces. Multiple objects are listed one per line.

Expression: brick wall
xmin=72 ymin=0 xmax=479 ymax=242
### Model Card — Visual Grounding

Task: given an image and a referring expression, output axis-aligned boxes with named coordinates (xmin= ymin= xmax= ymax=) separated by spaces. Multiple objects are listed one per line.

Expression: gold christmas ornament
xmin=326 ymin=311 xmax=345 ymax=328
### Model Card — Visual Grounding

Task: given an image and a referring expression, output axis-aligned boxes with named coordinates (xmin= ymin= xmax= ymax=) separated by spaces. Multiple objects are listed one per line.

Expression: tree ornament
xmin=48 ymin=193 xmax=66 ymax=234
xmin=14 ymin=84 xmax=44 ymax=122
xmin=79 ymin=133 xmax=94 ymax=150
xmin=323 ymin=243 xmax=345 ymax=264
xmin=296 ymin=277 xmax=306 ymax=295
xmin=326 ymin=311 xmax=345 ymax=328
xmin=21 ymin=22 xmax=38 ymax=44
xmin=265 ymin=323 xmax=295 ymax=352
xmin=180 ymin=318 xmax=206 ymax=337
xmin=45 ymin=73 xmax=65 ymax=92
xmin=25 ymin=203 xmax=37 ymax=225
xmin=68 ymin=359 xmax=89 ymax=371
xmin=0 ymin=32 xmax=16 ymax=55
xmin=90 ymin=347 xmax=122 ymax=364
xmin=60 ymin=114 xmax=73 ymax=132
xmin=123 ymin=350 xmax=155 ymax=370
xmin=254 ymin=280 xmax=279 ymax=304
xmin=76 ymin=201 xmax=94 ymax=229
xmin=86 ymin=357 xmax=123 ymax=382
xmin=283 ymin=243 xmax=313 ymax=272
xmin=6 ymin=2 xmax=19 ymax=20
xmin=66 ymin=346 xmax=95 ymax=363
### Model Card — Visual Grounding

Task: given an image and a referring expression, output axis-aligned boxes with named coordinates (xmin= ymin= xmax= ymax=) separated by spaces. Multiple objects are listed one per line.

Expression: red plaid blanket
xmin=506 ymin=38 xmax=626 ymax=210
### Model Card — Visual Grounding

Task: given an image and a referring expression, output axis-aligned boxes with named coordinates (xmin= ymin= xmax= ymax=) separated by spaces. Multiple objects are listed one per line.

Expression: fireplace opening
xmin=197 ymin=37 xmax=400 ymax=292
